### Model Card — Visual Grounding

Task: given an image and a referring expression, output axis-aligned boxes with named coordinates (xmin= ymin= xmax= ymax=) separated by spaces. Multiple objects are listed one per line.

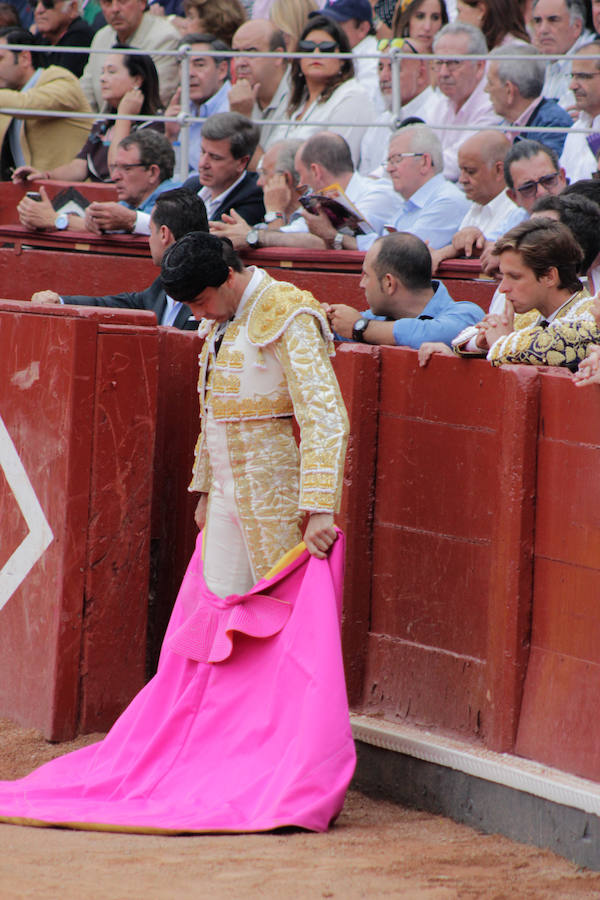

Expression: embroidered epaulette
xmin=247 ymin=282 xmax=333 ymax=350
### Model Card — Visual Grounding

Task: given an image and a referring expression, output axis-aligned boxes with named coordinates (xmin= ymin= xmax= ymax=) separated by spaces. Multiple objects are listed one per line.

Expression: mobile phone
xmin=26 ymin=191 xmax=42 ymax=202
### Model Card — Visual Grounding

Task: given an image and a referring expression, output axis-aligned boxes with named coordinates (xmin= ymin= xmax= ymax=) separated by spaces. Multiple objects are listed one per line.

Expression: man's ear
xmin=506 ymin=187 xmax=517 ymax=203
xmin=382 ymin=272 xmax=396 ymax=293
xmin=160 ymin=223 xmax=173 ymax=245
xmin=541 ymin=265 xmax=560 ymax=288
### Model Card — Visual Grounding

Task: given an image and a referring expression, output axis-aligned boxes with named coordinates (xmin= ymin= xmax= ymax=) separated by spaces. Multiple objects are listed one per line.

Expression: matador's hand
xmin=195 ymin=494 xmax=208 ymax=530
xmin=304 ymin=513 xmax=337 ymax=559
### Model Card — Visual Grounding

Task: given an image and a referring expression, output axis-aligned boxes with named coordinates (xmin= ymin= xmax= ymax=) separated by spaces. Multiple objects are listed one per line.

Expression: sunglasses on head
xmin=377 ymin=37 xmax=418 ymax=53
xmin=297 ymin=39 xmax=338 ymax=53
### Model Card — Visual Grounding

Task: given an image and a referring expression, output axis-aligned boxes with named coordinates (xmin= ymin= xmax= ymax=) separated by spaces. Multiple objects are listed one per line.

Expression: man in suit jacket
xmin=182 ymin=111 xmax=265 ymax=226
xmin=0 ymin=26 xmax=90 ymax=180
xmin=30 ymin=188 xmax=208 ymax=330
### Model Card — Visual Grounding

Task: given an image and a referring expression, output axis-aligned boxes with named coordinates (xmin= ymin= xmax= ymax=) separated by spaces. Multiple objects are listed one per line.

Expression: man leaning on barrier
xmin=30 ymin=187 xmax=208 ymax=329
xmin=17 ymin=128 xmax=180 ymax=232
xmin=325 ymin=232 xmax=485 ymax=348
xmin=0 ymin=25 xmax=91 ymax=180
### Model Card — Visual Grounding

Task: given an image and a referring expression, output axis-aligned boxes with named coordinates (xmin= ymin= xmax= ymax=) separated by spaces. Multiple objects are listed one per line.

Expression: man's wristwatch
xmin=333 ymin=232 xmax=344 ymax=250
xmin=54 ymin=213 xmax=69 ymax=231
xmin=264 ymin=211 xmax=285 ymax=224
xmin=246 ymin=228 xmax=260 ymax=247
xmin=352 ymin=317 xmax=370 ymax=343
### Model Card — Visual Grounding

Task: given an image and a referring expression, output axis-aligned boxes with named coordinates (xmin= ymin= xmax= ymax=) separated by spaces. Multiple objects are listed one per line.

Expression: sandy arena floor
xmin=0 ymin=718 xmax=599 ymax=900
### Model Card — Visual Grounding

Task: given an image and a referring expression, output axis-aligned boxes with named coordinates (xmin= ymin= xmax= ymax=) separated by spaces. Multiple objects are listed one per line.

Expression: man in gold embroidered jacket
xmin=161 ymin=232 xmax=349 ymax=598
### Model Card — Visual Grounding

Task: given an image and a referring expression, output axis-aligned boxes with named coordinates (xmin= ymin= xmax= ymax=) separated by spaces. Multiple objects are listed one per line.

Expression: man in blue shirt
xmin=326 ymin=232 xmax=484 ymax=348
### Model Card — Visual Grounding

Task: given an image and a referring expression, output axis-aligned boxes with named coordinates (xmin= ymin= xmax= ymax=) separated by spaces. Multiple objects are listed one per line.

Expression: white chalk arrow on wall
xmin=0 ymin=414 xmax=54 ymax=613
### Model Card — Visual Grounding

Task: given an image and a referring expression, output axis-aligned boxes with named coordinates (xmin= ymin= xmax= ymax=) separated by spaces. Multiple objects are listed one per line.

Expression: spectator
xmin=267 ymin=15 xmax=374 ymax=167
xmin=269 ymin=0 xmax=318 ymax=51
xmin=213 ymin=130 xmax=403 ymax=249
xmin=505 ymin=138 xmax=567 ymax=213
xmin=0 ymin=3 xmax=19 ymax=28
xmin=483 ymin=219 xmax=593 ymax=366
xmin=531 ymin=0 xmax=592 ymax=108
xmin=183 ymin=111 xmax=265 ymax=224
xmin=12 ymin=50 xmax=162 ymax=183
xmin=360 ymin=36 xmax=436 ymax=175
xmin=455 ymin=0 xmax=529 ymax=49
xmin=359 ymin=124 xmax=470 ymax=252
xmin=485 ymin=44 xmax=573 ymax=157
xmin=0 ymin=26 xmax=90 ymax=179
xmin=430 ymin=23 xmax=502 ymax=180
xmin=391 ymin=0 xmax=447 ymax=54
xmin=165 ymin=34 xmax=231 ymax=172
xmin=314 ymin=0 xmax=381 ymax=108
xmin=431 ymin=131 xmax=526 ymax=272
xmin=178 ymin=0 xmax=246 ymax=44
xmin=532 ymin=191 xmax=600 ymax=289
xmin=80 ymin=0 xmax=179 ymax=110
xmin=35 ymin=0 xmax=94 ymax=77
xmin=229 ymin=19 xmax=289 ymax=154
xmin=30 ymin=188 xmax=208 ymax=328
xmin=560 ymin=42 xmax=600 ymax=183
xmin=17 ymin=128 xmax=179 ymax=231
xmin=325 ymin=232 xmax=484 ymax=347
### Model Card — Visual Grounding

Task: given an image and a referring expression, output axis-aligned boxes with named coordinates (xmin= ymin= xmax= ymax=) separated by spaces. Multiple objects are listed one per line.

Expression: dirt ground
xmin=1 ymin=719 xmax=599 ymax=900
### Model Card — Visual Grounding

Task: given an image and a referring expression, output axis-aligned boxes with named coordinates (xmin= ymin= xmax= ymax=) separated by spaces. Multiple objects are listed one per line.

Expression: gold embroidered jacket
xmin=189 ymin=270 xmax=349 ymax=517
xmin=487 ymin=291 xmax=594 ymax=366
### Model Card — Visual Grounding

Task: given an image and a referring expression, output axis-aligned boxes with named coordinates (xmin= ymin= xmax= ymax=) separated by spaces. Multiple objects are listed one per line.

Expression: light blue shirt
xmin=357 ymin=173 xmax=470 ymax=252
xmin=188 ymin=80 xmax=231 ymax=172
xmin=338 ymin=280 xmax=484 ymax=348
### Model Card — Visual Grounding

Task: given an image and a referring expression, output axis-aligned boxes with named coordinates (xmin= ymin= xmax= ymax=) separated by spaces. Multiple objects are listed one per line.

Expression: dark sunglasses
xmin=297 ymin=39 xmax=338 ymax=53
xmin=37 ymin=0 xmax=60 ymax=8
xmin=516 ymin=173 xmax=560 ymax=199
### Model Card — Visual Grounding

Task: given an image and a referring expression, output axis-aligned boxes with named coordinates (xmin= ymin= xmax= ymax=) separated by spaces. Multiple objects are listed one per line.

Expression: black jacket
xmin=40 ymin=18 xmax=95 ymax=78
xmin=183 ymin=170 xmax=265 ymax=224
xmin=62 ymin=276 xmax=199 ymax=330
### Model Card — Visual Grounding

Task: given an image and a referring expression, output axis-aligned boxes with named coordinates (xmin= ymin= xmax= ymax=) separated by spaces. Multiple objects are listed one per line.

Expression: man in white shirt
xmin=560 ymin=42 xmax=600 ymax=183
xmin=229 ymin=20 xmax=290 ymax=155
xmin=360 ymin=37 xmax=436 ymax=176
xmin=165 ymin=34 xmax=231 ymax=173
xmin=330 ymin=125 xmax=470 ymax=252
xmin=431 ymin=23 xmax=502 ymax=181
xmin=79 ymin=0 xmax=179 ymax=110
xmin=316 ymin=0 xmax=381 ymax=109
xmin=431 ymin=131 xmax=527 ymax=272
xmin=531 ymin=0 xmax=593 ymax=109
xmin=212 ymin=131 xmax=402 ymax=251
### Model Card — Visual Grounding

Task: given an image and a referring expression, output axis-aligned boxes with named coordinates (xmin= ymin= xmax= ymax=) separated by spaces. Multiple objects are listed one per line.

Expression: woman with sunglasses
xmin=13 ymin=49 xmax=162 ymax=185
xmin=391 ymin=0 xmax=448 ymax=54
xmin=270 ymin=15 xmax=374 ymax=166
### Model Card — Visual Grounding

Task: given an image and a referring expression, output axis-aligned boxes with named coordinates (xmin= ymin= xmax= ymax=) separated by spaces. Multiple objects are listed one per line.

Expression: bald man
xmin=430 ymin=130 xmax=527 ymax=272
xmin=229 ymin=19 xmax=289 ymax=154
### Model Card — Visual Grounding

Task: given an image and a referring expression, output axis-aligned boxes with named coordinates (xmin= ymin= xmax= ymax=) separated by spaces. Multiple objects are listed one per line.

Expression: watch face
xmin=355 ymin=318 xmax=367 ymax=332
xmin=264 ymin=211 xmax=282 ymax=224
xmin=55 ymin=213 xmax=69 ymax=231
xmin=247 ymin=229 xmax=259 ymax=246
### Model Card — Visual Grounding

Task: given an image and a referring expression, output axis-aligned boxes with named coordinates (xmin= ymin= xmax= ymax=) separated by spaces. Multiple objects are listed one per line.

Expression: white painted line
xmin=0 ymin=414 xmax=54 ymax=612
xmin=352 ymin=714 xmax=600 ymax=817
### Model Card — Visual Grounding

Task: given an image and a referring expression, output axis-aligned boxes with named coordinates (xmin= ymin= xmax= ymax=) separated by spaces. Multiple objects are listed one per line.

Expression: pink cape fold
xmin=0 ymin=531 xmax=356 ymax=834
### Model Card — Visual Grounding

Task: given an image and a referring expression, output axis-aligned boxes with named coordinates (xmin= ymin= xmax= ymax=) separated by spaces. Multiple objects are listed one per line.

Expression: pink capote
xmin=0 ymin=531 xmax=356 ymax=834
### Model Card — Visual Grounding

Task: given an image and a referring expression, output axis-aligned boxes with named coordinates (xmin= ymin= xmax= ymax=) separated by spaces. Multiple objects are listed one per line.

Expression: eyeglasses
xmin=377 ymin=37 xmax=418 ymax=53
xmin=297 ymin=40 xmax=338 ymax=53
xmin=515 ymin=172 xmax=560 ymax=198
xmin=109 ymin=163 xmax=149 ymax=175
xmin=386 ymin=152 xmax=425 ymax=166
xmin=36 ymin=0 xmax=66 ymax=8
xmin=571 ymin=71 xmax=600 ymax=81
xmin=433 ymin=58 xmax=465 ymax=71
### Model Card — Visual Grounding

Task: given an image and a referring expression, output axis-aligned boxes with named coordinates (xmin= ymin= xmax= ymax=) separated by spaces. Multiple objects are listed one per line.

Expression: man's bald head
xmin=458 ymin=130 xmax=511 ymax=205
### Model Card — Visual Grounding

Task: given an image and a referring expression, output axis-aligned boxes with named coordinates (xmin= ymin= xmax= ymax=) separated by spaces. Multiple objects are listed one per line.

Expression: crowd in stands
xmin=3 ymin=0 xmax=600 ymax=379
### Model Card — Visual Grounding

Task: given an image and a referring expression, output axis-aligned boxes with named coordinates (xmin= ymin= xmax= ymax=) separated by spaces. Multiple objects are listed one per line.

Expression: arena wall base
xmin=351 ymin=714 xmax=600 ymax=871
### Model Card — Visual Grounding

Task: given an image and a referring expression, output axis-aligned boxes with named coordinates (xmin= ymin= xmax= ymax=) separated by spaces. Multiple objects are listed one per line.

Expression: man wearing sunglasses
xmin=34 ymin=0 xmax=94 ymax=78
xmin=0 ymin=25 xmax=90 ymax=180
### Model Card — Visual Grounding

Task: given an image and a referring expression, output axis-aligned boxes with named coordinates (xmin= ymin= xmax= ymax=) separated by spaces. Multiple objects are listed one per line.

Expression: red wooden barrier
xmin=515 ymin=368 xmax=600 ymax=779
xmin=0 ymin=301 xmax=158 ymax=740
xmin=358 ymin=350 xmax=538 ymax=749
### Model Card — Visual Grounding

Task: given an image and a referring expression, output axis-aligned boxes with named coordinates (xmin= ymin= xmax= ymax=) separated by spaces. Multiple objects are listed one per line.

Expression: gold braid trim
xmin=247 ymin=279 xmax=335 ymax=356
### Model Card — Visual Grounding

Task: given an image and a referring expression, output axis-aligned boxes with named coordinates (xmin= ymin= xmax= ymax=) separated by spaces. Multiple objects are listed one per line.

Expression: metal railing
xmin=0 ymin=40 xmax=595 ymax=181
